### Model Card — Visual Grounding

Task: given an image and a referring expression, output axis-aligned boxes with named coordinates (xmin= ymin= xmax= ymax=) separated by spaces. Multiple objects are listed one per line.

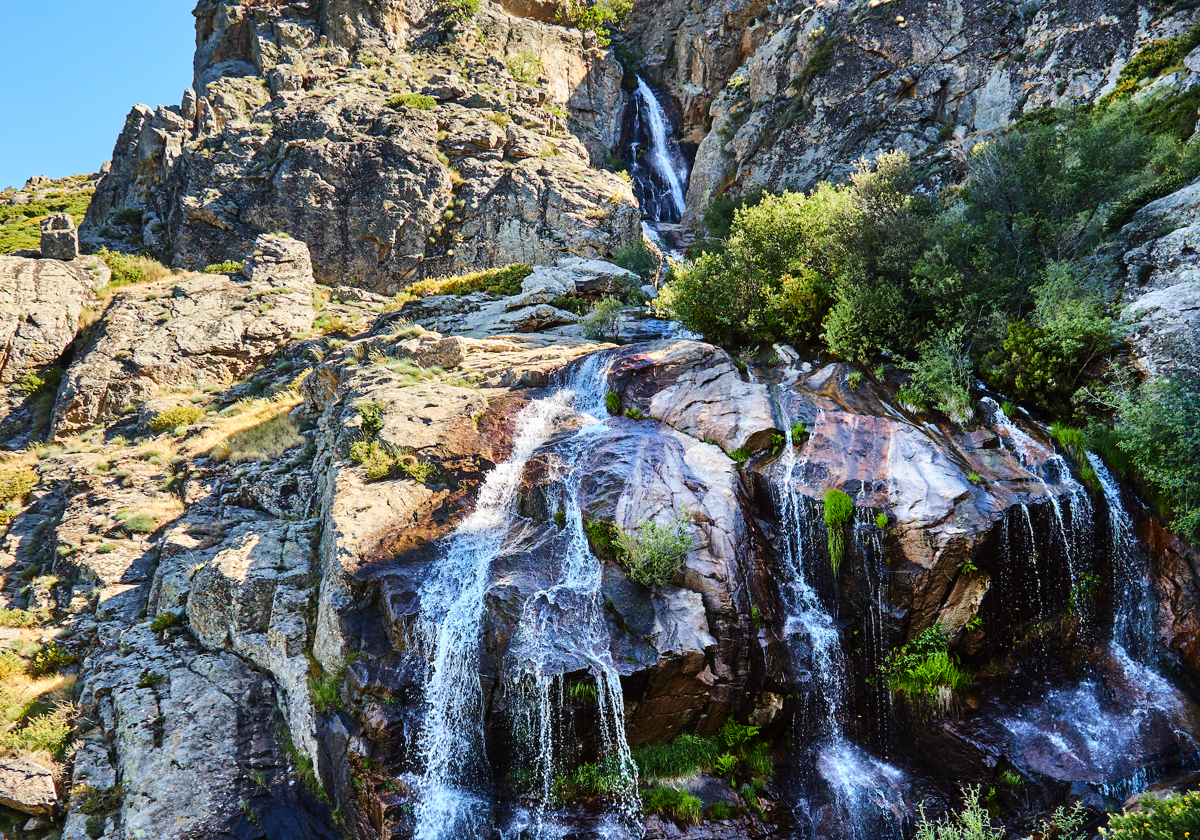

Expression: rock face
xmin=0 ymin=253 xmax=105 ymax=447
xmin=51 ymin=234 xmax=315 ymax=438
xmin=0 ymin=256 xmax=100 ymax=386
xmin=81 ymin=0 xmax=639 ymax=292
xmin=624 ymin=0 xmax=1196 ymax=218
xmin=1119 ymin=176 xmax=1200 ymax=376
xmin=0 ymin=758 xmax=58 ymax=816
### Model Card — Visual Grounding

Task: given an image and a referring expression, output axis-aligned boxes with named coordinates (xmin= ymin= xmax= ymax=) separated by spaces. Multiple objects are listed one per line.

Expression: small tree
xmin=582 ymin=296 xmax=624 ymax=342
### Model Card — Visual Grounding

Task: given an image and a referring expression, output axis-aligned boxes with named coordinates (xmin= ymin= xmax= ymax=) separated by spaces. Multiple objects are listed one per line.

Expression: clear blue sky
xmin=0 ymin=1 xmax=196 ymax=190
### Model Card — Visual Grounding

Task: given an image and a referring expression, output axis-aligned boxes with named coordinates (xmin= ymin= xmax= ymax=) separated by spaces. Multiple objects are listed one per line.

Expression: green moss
xmin=605 ymin=391 xmax=621 ymax=415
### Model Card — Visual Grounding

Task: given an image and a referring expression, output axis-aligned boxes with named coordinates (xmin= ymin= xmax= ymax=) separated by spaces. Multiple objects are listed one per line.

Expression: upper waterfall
xmin=628 ymin=77 xmax=690 ymax=223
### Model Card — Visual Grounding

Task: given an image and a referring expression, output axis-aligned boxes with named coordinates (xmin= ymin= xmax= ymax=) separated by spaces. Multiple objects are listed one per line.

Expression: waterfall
xmin=773 ymin=413 xmax=904 ymax=839
xmin=502 ymin=356 xmax=642 ymax=839
xmin=629 ymin=77 xmax=689 ymax=223
xmin=411 ymin=355 xmax=618 ymax=840
xmin=1087 ymin=453 xmax=1158 ymax=662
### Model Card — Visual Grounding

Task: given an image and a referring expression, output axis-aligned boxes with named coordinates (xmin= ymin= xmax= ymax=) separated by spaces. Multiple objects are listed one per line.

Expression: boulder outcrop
xmin=51 ymin=234 xmax=315 ymax=438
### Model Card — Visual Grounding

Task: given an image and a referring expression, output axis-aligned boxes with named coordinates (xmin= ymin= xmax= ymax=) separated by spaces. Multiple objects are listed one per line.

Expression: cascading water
xmin=772 ymin=413 xmax=904 ymax=840
xmin=411 ymin=355 xmax=626 ymax=840
xmin=1088 ymin=452 xmax=1157 ymax=659
xmin=627 ymin=77 xmax=690 ymax=224
xmin=501 ymin=355 xmax=642 ymax=840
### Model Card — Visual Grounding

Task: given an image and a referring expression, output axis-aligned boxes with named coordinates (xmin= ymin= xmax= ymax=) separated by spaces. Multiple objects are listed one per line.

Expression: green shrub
xmin=1113 ymin=369 xmax=1200 ymax=540
xmin=505 ymin=50 xmax=545 ymax=85
xmin=97 ymin=248 xmax=173 ymax=288
xmin=203 ymin=260 xmax=244 ymax=274
xmin=1102 ymin=22 xmax=1200 ymax=104
xmin=882 ymin=625 xmax=972 ymax=717
xmin=358 ymin=400 xmax=385 ymax=437
xmin=137 ymin=669 xmax=165 ymax=689
xmin=605 ymin=391 xmax=621 ymax=415
xmin=914 ymin=786 xmax=1004 ymax=840
xmin=585 ymin=519 xmax=618 ymax=556
xmin=911 ymin=328 xmax=975 ymax=426
xmin=437 ymin=0 xmax=479 ymax=20
xmin=823 ymin=489 xmax=854 ymax=575
xmin=0 ymin=607 xmax=49 ymax=628
xmin=642 ymin=785 xmax=702 ymax=824
xmin=624 ymin=407 xmax=645 ymax=420
xmin=149 ymin=403 xmax=205 ymax=432
xmin=0 ymin=469 xmax=37 ymax=507
xmin=150 ymin=611 xmax=177 ymax=632
xmin=612 ymin=238 xmax=657 ymax=281
xmin=387 ymin=93 xmax=438 ymax=110
xmin=614 ymin=510 xmax=693 ymax=587
xmin=707 ymin=802 xmax=734 ymax=820
xmin=875 ymin=511 xmax=888 ymax=530
xmin=582 ymin=296 xmax=625 ymax=342
xmin=632 ymin=734 xmax=719 ymax=781
xmin=28 ymin=643 xmax=78 ymax=676
xmin=1103 ymin=790 xmax=1200 ymax=839
xmin=2 ymin=704 xmax=73 ymax=756
xmin=14 ymin=367 xmax=62 ymax=398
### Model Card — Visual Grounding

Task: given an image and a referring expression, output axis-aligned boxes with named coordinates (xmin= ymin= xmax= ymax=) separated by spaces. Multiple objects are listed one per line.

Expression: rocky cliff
xmin=81 ymin=0 xmax=637 ymax=293
xmin=1 ymin=0 xmax=1199 ymax=838
xmin=625 ymin=0 xmax=1198 ymax=219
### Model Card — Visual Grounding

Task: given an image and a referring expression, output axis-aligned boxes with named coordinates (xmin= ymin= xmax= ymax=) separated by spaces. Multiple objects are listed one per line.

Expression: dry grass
xmin=188 ymin=394 xmax=305 ymax=462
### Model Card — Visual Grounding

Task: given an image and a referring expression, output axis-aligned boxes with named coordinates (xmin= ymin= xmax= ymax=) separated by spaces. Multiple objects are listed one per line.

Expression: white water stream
xmin=412 ymin=355 xmax=630 ymax=840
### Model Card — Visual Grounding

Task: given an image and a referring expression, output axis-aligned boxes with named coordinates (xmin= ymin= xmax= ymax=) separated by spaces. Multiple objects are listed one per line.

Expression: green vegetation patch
xmin=882 ymin=625 xmax=972 ymax=718
xmin=0 ymin=175 xmax=93 ymax=255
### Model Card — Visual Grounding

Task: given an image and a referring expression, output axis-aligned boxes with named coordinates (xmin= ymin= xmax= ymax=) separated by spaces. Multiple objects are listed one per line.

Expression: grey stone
xmin=39 ymin=212 xmax=79 ymax=260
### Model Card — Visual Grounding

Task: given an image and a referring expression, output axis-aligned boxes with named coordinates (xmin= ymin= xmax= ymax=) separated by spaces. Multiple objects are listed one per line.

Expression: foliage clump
xmin=581 ymin=296 xmax=625 ymax=342
xmin=505 ymin=50 xmax=545 ymax=85
xmin=882 ymin=625 xmax=972 ymax=718
xmin=642 ymin=785 xmax=703 ymax=824
xmin=1103 ymin=790 xmax=1200 ymax=839
xmin=823 ymin=489 xmax=854 ymax=575
xmin=613 ymin=510 xmax=693 ymax=586
xmin=203 ymin=260 xmax=244 ymax=274
xmin=387 ymin=93 xmax=438 ymax=110
xmin=149 ymin=403 xmax=205 ymax=432
xmin=97 ymin=248 xmax=173 ymax=288
xmin=396 ymin=264 xmax=533 ymax=305
xmin=0 ymin=470 xmax=38 ymax=508
xmin=632 ymin=733 xmax=720 ymax=781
